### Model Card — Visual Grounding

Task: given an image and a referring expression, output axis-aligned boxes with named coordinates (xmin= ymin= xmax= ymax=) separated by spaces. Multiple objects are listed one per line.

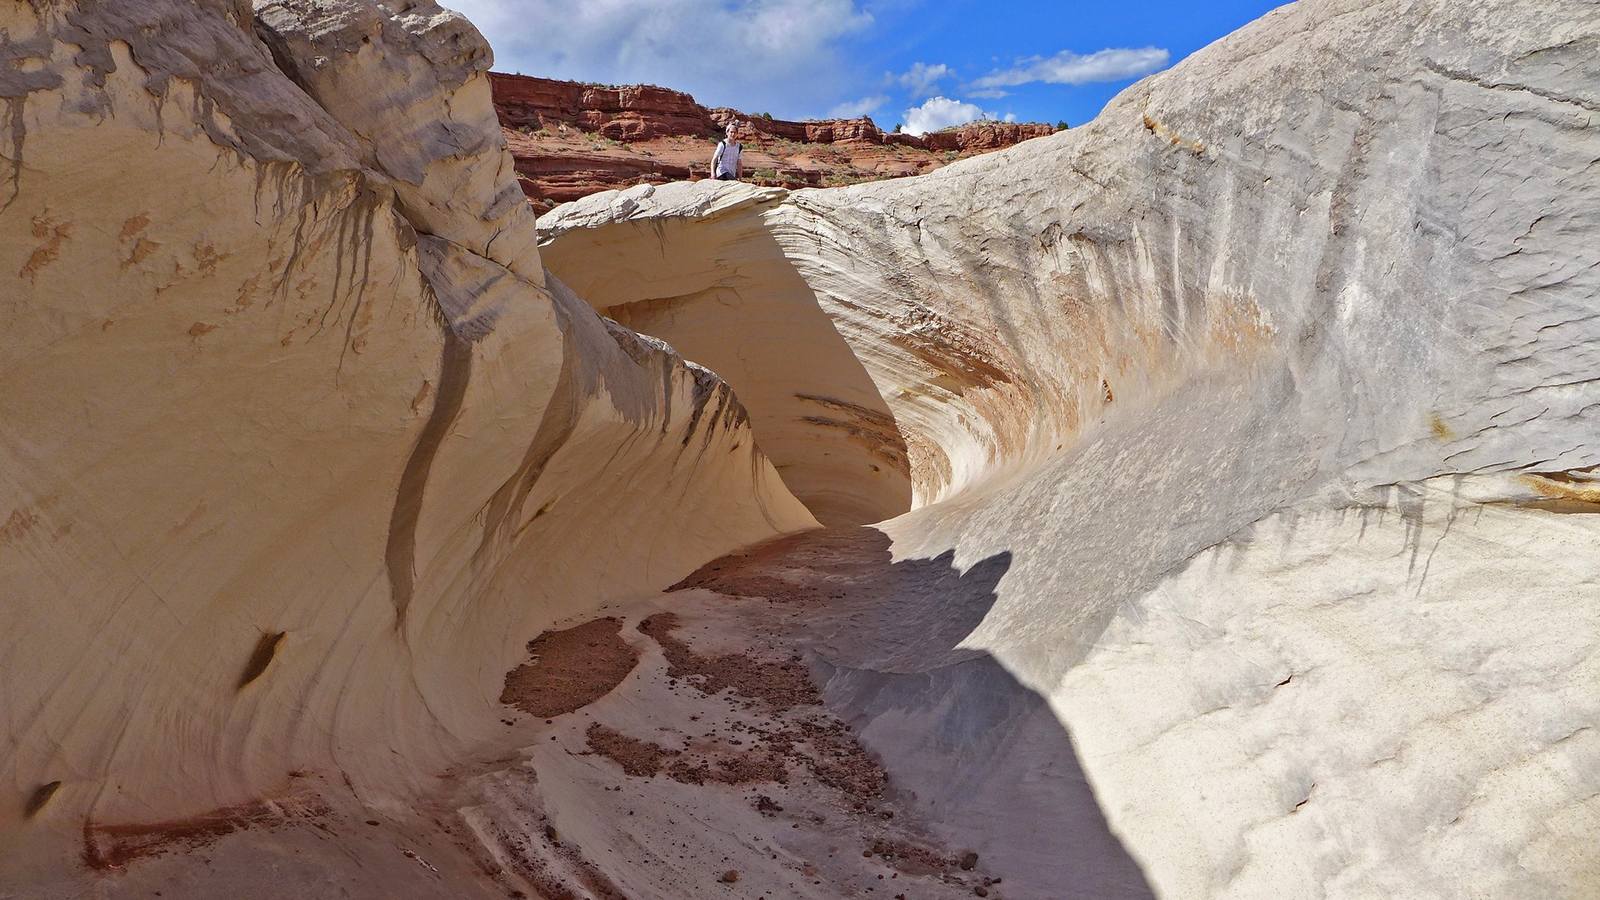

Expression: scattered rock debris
xmin=485 ymin=551 xmax=1002 ymax=898
xmin=639 ymin=612 xmax=819 ymax=711
xmin=584 ymin=723 xmax=675 ymax=777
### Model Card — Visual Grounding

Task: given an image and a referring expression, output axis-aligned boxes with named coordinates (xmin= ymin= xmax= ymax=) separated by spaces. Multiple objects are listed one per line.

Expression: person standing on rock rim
xmin=711 ymin=122 xmax=743 ymax=181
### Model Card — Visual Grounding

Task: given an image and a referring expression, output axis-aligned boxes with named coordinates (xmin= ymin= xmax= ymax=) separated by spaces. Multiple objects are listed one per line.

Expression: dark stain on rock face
xmin=475 ymin=328 xmax=582 ymax=563
xmin=679 ymin=366 xmax=724 ymax=449
xmin=237 ymin=631 xmax=287 ymax=690
xmin=386 ymin=330 xmax=474 ymax=626
xmin=24 ymin=780 xmax=61 ymax=819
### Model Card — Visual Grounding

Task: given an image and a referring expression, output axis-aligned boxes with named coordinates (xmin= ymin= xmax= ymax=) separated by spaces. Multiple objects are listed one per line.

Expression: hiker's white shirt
xmin=712 ymin=139 xmax=742 ymax=178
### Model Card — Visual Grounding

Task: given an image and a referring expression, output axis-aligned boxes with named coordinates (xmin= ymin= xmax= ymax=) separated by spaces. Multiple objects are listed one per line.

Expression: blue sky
xmin=446 ymin=0 xmax=1287 ymax=132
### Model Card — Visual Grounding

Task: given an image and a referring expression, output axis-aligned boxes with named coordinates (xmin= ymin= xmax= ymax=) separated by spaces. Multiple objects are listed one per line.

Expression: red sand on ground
xmin=500 ymin=617 xmax=639 ymax=718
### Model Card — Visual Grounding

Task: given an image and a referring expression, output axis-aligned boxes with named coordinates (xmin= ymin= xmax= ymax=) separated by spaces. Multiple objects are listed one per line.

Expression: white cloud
xmin=903 ymin=96 xmax=996 ymax=136
xmin=971 ymin=46 xmax=1170 ymax=90
xmin=829 ymin=94 xmax=889 ymax=118
xmin=896 ymin=61 xmax=952 ymax=99
xmin=441 ymin=0 xmax=874 ymax=116
xmin=1003 ymin=112 xmax=1017 ymax=123
xmin=965 ymin=88 xmax=1008 ymax=100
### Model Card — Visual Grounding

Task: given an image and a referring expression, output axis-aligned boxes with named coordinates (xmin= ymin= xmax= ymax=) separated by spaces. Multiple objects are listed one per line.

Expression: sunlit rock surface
xmin=0 ymin=1 xmax=811 ymax=891
xmin=2 ymin=0 xmax=1597 ymax=897
xmin=541 ymin=1 xmax=1600 ymax=894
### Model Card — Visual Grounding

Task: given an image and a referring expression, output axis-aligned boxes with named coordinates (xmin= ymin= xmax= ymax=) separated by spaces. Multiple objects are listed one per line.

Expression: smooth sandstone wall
xmin=0 ymin=0 xmax=813 ymax=852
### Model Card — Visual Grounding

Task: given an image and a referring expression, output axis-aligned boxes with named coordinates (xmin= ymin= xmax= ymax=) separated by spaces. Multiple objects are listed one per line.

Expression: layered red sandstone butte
xmin=491 ymin=73 xmax=1059 ymax=211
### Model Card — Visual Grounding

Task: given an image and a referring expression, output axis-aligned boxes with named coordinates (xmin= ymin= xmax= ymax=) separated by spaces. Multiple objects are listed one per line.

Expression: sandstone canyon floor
xmin=2 ymin=1 xmax=1598 ymax=899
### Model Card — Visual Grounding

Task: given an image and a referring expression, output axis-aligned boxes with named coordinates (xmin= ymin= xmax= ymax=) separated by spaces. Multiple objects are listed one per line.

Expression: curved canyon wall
xmin=539 ymin=185 xmax=916 ymax=525
xmin=538 ymin=0 xmax=1600 ymax=894
xmin=0 ymin=0 xmax=813 ymax=870
xmin=543 ymin=0 xmax=1600 ymax=600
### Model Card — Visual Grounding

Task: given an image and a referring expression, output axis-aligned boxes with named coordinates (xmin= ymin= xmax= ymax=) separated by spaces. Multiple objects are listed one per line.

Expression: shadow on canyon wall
xmin=675 ymin=526 xmax=1156 ymax=899
xmin=540 ymin=207 xmax=917 ymax=527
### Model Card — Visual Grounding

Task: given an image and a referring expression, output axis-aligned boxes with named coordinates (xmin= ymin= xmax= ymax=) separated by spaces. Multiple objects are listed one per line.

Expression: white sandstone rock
xmin=0 ymin=0 xmax=812 ymax=879
xmin=537 ymin=0 xmax=1600 ymax=895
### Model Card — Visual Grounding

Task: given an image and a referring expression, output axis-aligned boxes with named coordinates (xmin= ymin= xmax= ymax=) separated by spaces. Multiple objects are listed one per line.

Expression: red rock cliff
xmin=490 ymin=73 xmax=1059 ymax=211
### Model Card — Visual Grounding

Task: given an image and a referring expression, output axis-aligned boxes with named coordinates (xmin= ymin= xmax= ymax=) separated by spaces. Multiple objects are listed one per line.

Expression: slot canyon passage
xmin=2 ymin=0 xmax=1598 ymax=897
